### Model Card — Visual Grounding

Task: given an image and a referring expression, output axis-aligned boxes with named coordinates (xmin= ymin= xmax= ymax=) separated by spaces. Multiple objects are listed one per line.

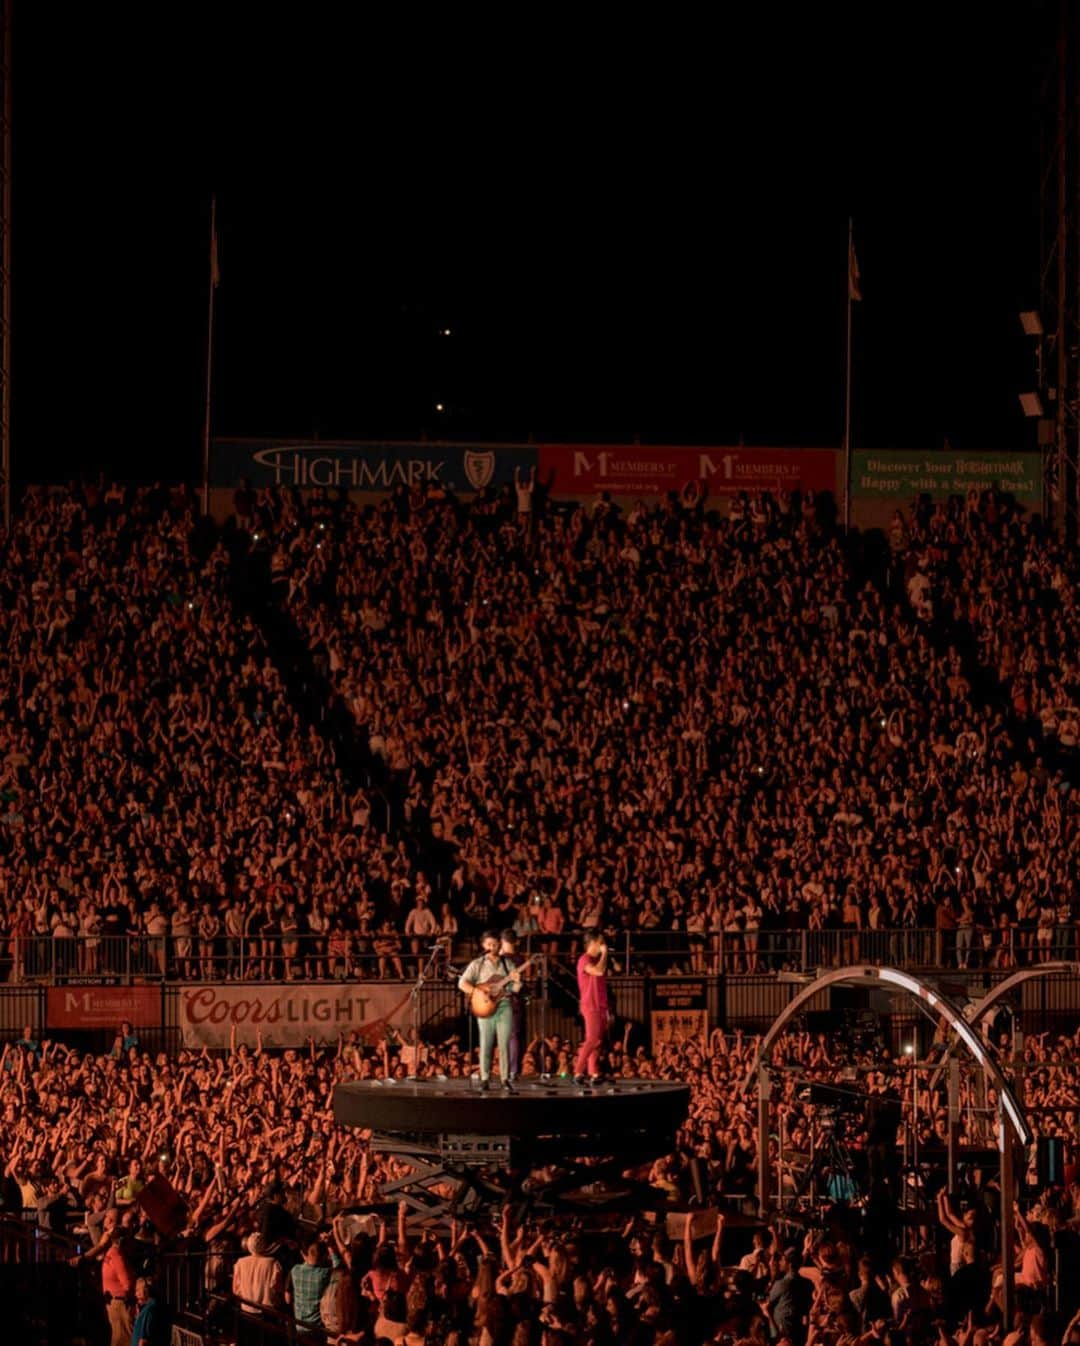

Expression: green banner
xmin=851 ymin=451 xmax=1041 ymax=505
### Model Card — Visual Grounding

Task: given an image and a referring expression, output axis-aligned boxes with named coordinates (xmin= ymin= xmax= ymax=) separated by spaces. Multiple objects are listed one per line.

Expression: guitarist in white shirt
xmin=498 ymin=929 xmax=526 ymax=1084
xmin=458 ymin=930 xmax=521 ymax=1092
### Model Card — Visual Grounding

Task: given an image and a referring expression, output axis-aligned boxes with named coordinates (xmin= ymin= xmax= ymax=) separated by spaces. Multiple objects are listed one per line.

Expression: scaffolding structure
xmin=750 ymin=966 xmax=1031 ymax=1329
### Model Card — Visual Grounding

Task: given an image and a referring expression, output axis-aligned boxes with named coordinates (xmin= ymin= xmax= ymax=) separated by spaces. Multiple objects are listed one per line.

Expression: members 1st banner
xmin=48 ymin=984 xmax=161 ymax=1030
xmin=539 ymin=444 xmax=839 ymax=499
xmin=180 ymin=983 xmax=413 ymax=1048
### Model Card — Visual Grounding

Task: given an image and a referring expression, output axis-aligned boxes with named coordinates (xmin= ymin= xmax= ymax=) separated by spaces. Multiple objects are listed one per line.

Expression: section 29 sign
xmin=179 ymin=983 xmax=413 ymax=1048
xmin=538 ymin=445 xmax=839 ymax=498
xmin=211 ymin=439 xmax=537 ymax=493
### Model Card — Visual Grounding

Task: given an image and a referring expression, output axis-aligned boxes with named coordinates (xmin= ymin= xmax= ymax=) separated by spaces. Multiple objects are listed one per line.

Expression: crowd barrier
xmin=3 ymin=966 xmax=1080 ymax=1048
xmin=0 ymin=1214 xmax=99 ymax=1343
xmin=4 ymin=926 xmax=1080 ymax=987
xmin=0 ymin=1215 xmax=329 ymax=1346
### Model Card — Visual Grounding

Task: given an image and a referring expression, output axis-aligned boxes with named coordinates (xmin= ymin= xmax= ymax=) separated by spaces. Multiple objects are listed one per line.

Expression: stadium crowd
xmin=0 ymin=476 xmax=1076 ymax=1345
xmin=267 ymin=476 xmax=1077 ymax=976
xmin=0 ymin=480 xmax=1074 ymax=979
xmin=0 ymin=482 xmax=411 ymax=986
xmin=1 ymin=1016 xmax=1077 ymax=1344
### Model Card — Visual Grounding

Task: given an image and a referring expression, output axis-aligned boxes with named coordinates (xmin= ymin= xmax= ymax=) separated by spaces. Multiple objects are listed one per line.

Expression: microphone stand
xmin=538 ymin=954 xmax=550 ymax=1079
xmin=408 ymin=940 xmax=446 ymax=1080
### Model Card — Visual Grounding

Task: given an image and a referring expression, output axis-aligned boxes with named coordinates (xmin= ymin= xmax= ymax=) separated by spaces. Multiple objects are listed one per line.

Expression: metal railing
xmin=2 ymin=926 xmax=1080 ymax=986
xmin=0 ymin=933 xmax=458 ymax=984
xmin=206 ymin=1291 xmax=334 ymax=1345
xmin=159 ymin=1248 xmax=333 ymax=1346
xmin=0 ymin=1217 xmax=332 ymax=1346
xmin=0 ymin=1215 xmax=100 ymax=1343
xmin=3 ymin=933 xmax=169 ymax=981
xmin=525 ymin=925 xmax=1080 ymax=977
xmin=0 ymin=967 xmax=1069 ymax=1049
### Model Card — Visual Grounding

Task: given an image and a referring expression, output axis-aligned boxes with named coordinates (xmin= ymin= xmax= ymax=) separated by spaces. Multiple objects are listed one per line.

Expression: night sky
xmin=12 ymin=8 xmax=1054 ymax=483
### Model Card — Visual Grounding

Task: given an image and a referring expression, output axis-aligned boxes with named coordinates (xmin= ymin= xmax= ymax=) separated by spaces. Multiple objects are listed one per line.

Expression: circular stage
xmin=332 ymin=1077 xmax=691 ymax=1219
xmin=333 ymin=1076 xmax=689 ymax=1138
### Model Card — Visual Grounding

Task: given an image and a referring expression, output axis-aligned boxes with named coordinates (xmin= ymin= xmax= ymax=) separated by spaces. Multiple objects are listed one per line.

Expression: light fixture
xmin=435 ymin=403 xmax=445 ymax=413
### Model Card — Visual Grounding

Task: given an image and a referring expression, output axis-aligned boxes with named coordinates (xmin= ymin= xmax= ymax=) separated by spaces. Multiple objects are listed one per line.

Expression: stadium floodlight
xmin=1019 ymin=311 xmax=1044 ymax=337
xmin=1019 ymin=392 xmax=1044 ymax=418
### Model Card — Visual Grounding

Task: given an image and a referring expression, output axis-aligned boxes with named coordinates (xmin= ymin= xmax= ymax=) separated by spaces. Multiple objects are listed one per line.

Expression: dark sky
xmin=12 ymin=8 xmax=1054 ymax=482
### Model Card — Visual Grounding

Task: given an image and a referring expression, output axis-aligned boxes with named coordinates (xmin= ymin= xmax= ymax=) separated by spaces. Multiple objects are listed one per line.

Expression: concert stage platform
xmin=333 ymin=1076 xmax=690 ymax=1219
xmin=334 ymin=1075 xmax=688 ymax=1136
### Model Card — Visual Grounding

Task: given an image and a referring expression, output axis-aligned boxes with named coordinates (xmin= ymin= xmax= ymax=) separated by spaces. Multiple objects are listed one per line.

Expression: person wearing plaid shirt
xmin=287 ymin=1235 xmax=339 ymax=1329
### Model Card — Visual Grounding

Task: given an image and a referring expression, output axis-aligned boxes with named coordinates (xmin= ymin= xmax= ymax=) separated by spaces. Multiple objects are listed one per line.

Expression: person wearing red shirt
xmin=72 ymin=1207 xmax=135 ymax=1346
xmin=573 ymin=934 xmax=609 ymax=1086
xmin=102 ymin=1237 xmax=136 ymax=1346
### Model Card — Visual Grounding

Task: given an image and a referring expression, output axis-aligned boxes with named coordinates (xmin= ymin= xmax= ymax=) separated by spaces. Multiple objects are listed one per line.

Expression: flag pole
xmin=201 ymin=195 xmax=218 ymax=517
xmin=843 ymin=217 xmax=854 ymax=531
xmin=1 ymin=0 xmax=13 ymax=533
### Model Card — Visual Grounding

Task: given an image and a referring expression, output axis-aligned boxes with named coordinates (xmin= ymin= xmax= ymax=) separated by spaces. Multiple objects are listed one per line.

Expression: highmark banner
xmin=210 ymin=439 xmax=537 ymax=493
xmin=851 ymin=450 xmax=1042 ymax=506
xmin=179 ymin=983 xmax=413 ymax=1049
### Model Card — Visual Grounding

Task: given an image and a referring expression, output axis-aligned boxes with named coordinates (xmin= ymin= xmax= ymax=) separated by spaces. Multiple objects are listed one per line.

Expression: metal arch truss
xmin=749 ymin=964 xmax=1031 ymax=1324
xmin=926 ymin=961 xmax=1080 ymax=1094
xmin=751 ymin=964 xmax=1030 ymax=1154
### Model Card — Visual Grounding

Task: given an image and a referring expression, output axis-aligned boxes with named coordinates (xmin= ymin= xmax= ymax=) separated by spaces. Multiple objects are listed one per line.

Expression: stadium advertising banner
xmin=47 ymin=985 xmax=160 ymax=1030
xmin=649 ymin=979 xmax=709 ymax=1050
xmin=211 ymin=439 xmax=537 ymax=494
xmin=179 ymin=983 xmax=413 ymax=1049
xmin=538 ymin=444 xmax=839 ymax=499
xmin=851 ymin=450 xmax=1042 ymax=505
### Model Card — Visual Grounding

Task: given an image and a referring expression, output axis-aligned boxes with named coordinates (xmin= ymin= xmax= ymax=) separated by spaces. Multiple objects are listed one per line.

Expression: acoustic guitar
xmin=467 ymin=955 xmax=538 ymax=1020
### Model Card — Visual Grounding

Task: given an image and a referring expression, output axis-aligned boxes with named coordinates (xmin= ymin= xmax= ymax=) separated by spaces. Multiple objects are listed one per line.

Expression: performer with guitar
xmin=498 ymin=929 xmax=526 ymax=1083
xmin=458 ymin=930 xmax=522 ymax=1092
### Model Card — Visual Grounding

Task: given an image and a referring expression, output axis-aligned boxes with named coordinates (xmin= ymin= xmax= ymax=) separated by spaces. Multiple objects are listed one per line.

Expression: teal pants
xmin=477 ymin=1001 xmax=512 ymax=1081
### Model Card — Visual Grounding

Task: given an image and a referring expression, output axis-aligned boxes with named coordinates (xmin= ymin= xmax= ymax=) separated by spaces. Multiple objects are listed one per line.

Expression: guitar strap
xmin=501 ymin=955 xmax=521 ymax=1003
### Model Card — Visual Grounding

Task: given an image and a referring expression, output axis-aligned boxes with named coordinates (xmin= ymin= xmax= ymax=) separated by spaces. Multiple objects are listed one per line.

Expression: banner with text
xmin=648 ymin=978 xmax=709 ymax=1050
xmin=539 ymin=445 xmax=839 ymax=499
xmin=179 ymin=982 xmax=413 ymax=1049
xmin=211 ymin=439 xmax=537 ymax=494
xmin=851 ymin=450 xmax=1042 ymax=506
xmin=47 ymin=985 xmax=161 ymax=1030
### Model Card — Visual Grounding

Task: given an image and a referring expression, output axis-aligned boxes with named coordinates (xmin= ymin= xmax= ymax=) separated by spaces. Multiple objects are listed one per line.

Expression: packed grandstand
xmin=0 ymin=479 xmax=1076 ymax=979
